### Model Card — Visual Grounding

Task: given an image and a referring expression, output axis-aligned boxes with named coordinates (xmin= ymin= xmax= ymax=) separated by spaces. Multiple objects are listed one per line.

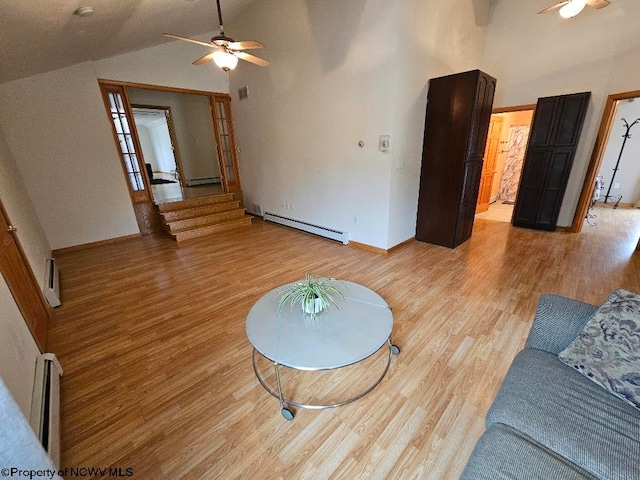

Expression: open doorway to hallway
xmin=476 ymin=106 xmax=535 ymax=223
xmin=127 ymin=88 xmax=225 ymax=205
xmin=595 ymin=97 xmax=640 ymax=209
xmin=581 ymin=93 xmax=640 ymax=236
xmin=573 ymin=89 xmax=640 ymax=232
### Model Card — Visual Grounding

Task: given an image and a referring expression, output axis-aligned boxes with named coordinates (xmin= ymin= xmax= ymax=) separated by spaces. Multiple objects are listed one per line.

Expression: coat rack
xmin=604 ymin=117 xmax=640 ymax=208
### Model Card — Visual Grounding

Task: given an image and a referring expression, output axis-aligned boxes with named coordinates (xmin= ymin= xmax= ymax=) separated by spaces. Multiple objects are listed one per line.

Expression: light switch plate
xmin=379 ymin=135 xmax=391 ymax=154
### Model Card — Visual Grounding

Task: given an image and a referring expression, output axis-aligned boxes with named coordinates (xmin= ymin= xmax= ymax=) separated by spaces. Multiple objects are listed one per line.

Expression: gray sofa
xmin=461 ymin=294 xmax=640 ymax=480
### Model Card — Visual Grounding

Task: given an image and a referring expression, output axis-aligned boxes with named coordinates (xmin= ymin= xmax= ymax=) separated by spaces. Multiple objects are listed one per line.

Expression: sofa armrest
xmin=525 ymin=294 xmax=598 ymax=354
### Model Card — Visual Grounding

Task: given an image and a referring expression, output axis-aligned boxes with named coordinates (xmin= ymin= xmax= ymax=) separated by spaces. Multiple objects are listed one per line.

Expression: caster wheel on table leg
xmin=391 ymin=344 xmax=400 ymax=355
xmin=281 ymin=407 xmax=294 ymax=421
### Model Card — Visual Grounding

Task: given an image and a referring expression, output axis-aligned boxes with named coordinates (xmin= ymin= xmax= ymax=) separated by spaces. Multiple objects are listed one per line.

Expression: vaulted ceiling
xmin=0 ymin=0 xmax=256 ymax=83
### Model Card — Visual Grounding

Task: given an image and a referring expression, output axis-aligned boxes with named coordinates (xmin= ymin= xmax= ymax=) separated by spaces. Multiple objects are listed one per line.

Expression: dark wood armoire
xmin=415 ymin=70 xmax=496 ymax=248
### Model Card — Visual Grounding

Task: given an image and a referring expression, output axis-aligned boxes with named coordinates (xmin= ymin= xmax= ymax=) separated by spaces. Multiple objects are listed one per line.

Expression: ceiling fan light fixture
xmin=559 ymin=0 xmax=587 ymax=18
xmin=213 ymin=50 xmax=238 ymax=71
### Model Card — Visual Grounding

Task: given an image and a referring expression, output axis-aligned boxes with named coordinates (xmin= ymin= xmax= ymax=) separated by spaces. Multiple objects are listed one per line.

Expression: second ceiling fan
xmin=538 ymin=0 xmax=610 ymax=18
xmin=163 ymin=0 xmax=269 ymax=71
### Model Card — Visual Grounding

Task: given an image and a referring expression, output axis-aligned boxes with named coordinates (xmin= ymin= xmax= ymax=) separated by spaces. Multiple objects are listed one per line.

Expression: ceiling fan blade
xmin=537 ymin=1 xmax=570 ymax=14
xmin=162 ymin=33 xmax=214 ymax=49
xmin=192 ymin=53 xmax=215 ymax=65
xmin=228 ymin=40 xmax=264 ymax=51
xmin=586 ymin=0 xmax=611 ymax=9
xmin=235 ymin=51 xmax=269 ymax=67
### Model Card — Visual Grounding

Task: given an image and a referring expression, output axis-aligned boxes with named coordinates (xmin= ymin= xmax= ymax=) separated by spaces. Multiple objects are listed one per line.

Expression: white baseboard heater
xmin=264 ymin=212 xmax=349 ymax=244
xmin=30 ymin=353 xmax=63 ymax=468
xmin=187 ymin=177 xmax=221 ymax=186
xmin=44 ymin=258 xmax=61 ymax=308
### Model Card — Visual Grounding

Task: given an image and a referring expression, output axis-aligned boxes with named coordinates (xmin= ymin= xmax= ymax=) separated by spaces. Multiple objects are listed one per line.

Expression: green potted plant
xmin=276 ymin=274 xmax=344 ymax=318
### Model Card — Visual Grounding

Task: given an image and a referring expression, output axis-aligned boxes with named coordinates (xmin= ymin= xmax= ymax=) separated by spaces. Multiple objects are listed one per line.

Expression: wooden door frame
xmin=569 ymin=89 xmax=640 ymax=233
xmin=493 ymin=104 xmax=537 ymax=114
xmin=0 ymin=200 xmax=51 ymax=352
xmin=211 ymin=94 xmax=242 ymax=193
xmin=476 ymin=115 xmax=503 ymax=213
xmin=488 ymin=104 xmax=536 ymax=211
xmin=97 ymin=79 xmax=239 ymax=199
xmin=130 ymin=104 xmax=187 ymax=187
xmin=99 ymin=82 xmax=153 ymax=204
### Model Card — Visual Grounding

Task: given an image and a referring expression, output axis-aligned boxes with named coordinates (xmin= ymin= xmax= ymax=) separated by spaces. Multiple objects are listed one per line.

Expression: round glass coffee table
xmin=246 ymin=281 xmax=400 ymax=420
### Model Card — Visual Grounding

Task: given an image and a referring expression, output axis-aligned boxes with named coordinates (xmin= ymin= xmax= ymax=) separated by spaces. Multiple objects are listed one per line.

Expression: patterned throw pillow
xmin=559 ymin=288 xmax=640 ymax=410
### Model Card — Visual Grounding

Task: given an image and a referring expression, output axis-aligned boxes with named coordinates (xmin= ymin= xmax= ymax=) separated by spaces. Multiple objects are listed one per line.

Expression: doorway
xmin=475 ymin=106 xmax=535 ymax=223
xmin=127 ymin=88 xmax=225 ymax=203
xmin=130 ymin=105 xmax=224 ymax=203
xmin=573 ymin=90 xmax=640 ymax=234
xmin=572 ymin=89 xmax=640 ymax=232
xmin=132 ymin=105 xmax=184 ymax=186
xmin=98 ymin=80 xmax=242 ymax=234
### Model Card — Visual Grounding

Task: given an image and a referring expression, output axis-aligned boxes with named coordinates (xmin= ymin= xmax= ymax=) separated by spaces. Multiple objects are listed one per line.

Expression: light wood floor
xmin=151 ymin=173 xmax=224 ymax=204
xmin=49 ymin=205 xmax=640 ymax=479
xmin=474 ymin=201 xmax=514 ymax=223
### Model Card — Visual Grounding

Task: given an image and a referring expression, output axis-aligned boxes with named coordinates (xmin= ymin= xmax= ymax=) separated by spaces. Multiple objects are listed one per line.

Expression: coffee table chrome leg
xmin=389 ymin=338 xmax=400 ymax=355
xmin=274 ymin=362 xmax=294 ymax=420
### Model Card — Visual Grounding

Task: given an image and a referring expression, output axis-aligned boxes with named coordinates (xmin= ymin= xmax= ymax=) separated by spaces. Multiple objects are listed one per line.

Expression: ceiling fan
xmin=162 ymin=0 xmax=268 ymax=71
xmin=538 ymin=0 xmax=610 ymax=18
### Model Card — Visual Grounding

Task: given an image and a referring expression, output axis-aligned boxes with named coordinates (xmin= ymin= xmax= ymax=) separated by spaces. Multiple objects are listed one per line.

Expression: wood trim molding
xmin=349 ymin=238 xmax=415 ymax=255
xmin=492 ymin=104 xmax=536 ymax=114
xmin=388 ymin=238 xmax=415 ymax=253
xmin=53 ymin=233 xmax=141 ymax=256
xmin=349 ymin=241 xmax=387 ymax=254
xmin=569 ymin=89 xmax=640 ymax=233
xmin=97 ymin=79 xmax=225 ymax=98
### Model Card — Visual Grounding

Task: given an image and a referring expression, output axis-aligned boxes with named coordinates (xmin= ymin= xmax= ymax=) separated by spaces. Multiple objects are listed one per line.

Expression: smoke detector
xmin=74 ymin=6 xmax=95 ymax=17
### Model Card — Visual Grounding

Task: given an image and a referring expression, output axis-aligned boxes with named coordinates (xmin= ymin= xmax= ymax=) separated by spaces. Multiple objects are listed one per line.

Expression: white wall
xmin=387 ymin=0 xmax=489 ymax=247
xmin=0 ymin=62 xmax=139 ymax=250
xmin=0 ymin=130 xmax=51 ymax=284
xmin=597 ymin=99 xmax=640 ymax=203
xmin=482 ymin=0 xmax=640 ymax=226
xmin=0 ymin=275 xmax=41 ymax=417
xmin=230 ymin=0 xmax=488 ymax=249
xmin=147 ymin=120 xmax=176 ymax=173
xmin=229 ymin=0 xmax=397 ymax=248
xmin=0 ymin=40 xmax=228 ymax=250
xmin=135 ymin=125 xmax=160 ymax=171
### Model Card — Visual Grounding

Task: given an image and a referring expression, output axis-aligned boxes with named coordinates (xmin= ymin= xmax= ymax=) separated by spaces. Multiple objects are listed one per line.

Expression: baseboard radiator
xmin=44 ymin=258 xmax=61 ymax=308
xmin=30 ymin=353 xmax=63 ymax=468
xmin=264 ymin=212 xmax=349 ymax=244
xmin=186 ymin=177 xmax=221 ymax=186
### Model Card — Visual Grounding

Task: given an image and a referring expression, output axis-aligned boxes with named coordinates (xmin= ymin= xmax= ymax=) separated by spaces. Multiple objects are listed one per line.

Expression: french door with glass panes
xmin=211 ymin=94 xmax=241 ymax=193
xmin=98 ymin=82 xmax=159 ymax=234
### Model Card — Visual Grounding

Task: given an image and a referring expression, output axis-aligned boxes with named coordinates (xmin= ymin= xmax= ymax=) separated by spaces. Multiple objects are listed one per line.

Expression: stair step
xmin=157 ymin=194 xmax=236 ymax=213
xmin=169 ymin=209 xmax=246 ymax=232
xmin=161 ymin=201 xmax=240 ymax=222
xmin=172 ymin=217 xmax=252 ymax=242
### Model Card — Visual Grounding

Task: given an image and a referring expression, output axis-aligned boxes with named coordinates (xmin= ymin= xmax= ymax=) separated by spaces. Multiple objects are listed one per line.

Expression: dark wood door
xmin=513 ymin=92 xmax=590 ymax=231
xmin=0 ymin=201 xmax=49 ymax=352
xmin=455 ymin=73 xmax=496 ymax=245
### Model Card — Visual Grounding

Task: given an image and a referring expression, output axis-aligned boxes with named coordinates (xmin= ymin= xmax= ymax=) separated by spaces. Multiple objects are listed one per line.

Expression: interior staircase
xmin=157 ymin=193 xmax=252 ymax=242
